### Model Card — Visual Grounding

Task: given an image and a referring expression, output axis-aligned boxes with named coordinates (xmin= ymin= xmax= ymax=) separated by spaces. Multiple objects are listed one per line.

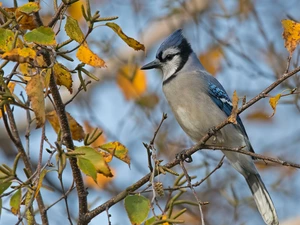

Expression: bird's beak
xmin=140 ymin=59 xmax=161 ymax=70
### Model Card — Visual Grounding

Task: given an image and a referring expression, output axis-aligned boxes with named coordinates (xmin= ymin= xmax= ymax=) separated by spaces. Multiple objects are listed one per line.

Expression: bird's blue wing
xmin=207 ymin=82 xmax=248 ymax=138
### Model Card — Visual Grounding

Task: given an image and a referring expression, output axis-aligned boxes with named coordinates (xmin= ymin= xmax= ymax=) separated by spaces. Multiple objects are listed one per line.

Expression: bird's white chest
xmin=175 ymin=106 xmax=197 ymax=131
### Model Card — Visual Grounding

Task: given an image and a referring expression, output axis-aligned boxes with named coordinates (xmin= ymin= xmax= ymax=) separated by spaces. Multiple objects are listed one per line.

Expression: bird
xmin=141 ymin=29 xmax=279 ymax=225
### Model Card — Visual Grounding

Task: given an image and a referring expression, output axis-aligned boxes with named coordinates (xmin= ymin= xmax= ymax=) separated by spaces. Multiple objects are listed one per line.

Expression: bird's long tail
xmin=245 ymin=173 xmax=279 ymax=225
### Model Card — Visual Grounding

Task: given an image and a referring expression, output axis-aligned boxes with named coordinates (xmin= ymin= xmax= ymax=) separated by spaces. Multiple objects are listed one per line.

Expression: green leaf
xmin=65 ymin=16 xmax=85 ymax=43
xmin=144 ymin=216 xmax=156 ymax=225
xmin=10 ymin=189 xmax=21 ymax=215
xmin=18 ymin=2 xmax=40 ymax=14
xmin=24 ymin=26 xmax=56 ymax=45
xmin=75 ymin=146 xmax=113 ymax=177
xmin=77 ymin=157 xmax=97 ymax=182
xmin=124 ymin=195 xmax=150 ymax=225
xmin=0 ymin=182 xmax=11 ymax=195
xmin=0 ymin=28 xmax=14 ymax=51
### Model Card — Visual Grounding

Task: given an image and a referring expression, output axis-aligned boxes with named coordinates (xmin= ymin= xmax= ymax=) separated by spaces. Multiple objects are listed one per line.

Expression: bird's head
xmin=141 ymin=29 xmax=193 ymax=82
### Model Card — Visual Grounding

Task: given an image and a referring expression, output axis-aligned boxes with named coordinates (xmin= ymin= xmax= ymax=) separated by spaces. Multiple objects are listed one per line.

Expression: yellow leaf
xmin=106 ymin=22 xmax=145 ymax=51
xmin=0 ymin=82 xmax=16 ymax=118
xmin=67 ymin=0 xmax=85 ymax=21
xmin=46 ymin=110 xmax=85 ymax=141
xmin=228 ymin=91 xmax=238 ymax=124
xmin=5 ymin=7 xmax=37 ymax=30
xmin=53 ymin=63 xmax=73 ymax=93
xmin=117 ymin=64 xmax=147 ymax=100
xmin=34 ymin=169 xmax=48 ymax=198
xmin=26 ymin=75 xmax=45 ymax=128
xmin=199 ymin=45 xmax=223 ymax=76
xmin=84 ymin=169 xmax=115 ymax=189
xmin=269 ymin=94 xmax=281 ymax=117
xmin=1 ymin=47 xmax=36 ymax=63
xmin=282 ymin=19 xmax=300 ymax=55
xmin=84 ymin=121 xmax=106 ymax=147
xmin=0 ymin=28 xmax=14 ymax=51
xmin=100 ymin=141 xmax=130 ymax=166
xmin=76 ymin=43 xmax=106 ymax=67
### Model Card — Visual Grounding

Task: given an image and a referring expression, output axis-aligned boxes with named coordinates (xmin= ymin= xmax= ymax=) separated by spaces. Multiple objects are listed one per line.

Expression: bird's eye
xmin=165 ymin=54 xmax=174 ymax=61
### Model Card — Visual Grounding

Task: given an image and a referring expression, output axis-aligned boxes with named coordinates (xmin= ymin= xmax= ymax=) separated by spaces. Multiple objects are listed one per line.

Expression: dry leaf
xmin=117 ymin=64 xmax=147 ymax=100
xmin=2 ymin=47 xmax=36 ymax=63
xmin=106 ymin=22 xmax=145 ymax=51
xmin=46 ymin=110 xmax=85 ymax=141
xmin=53 ymin=63 xmax=73 ymax=93
xmin=5 ymin=7 xmax=37 ymax=30
xmin=26 ymin=74 xmax=45 ymax=128
xmin=269 ymin=94 xmax=281 ymax=117
xmin=100 ymin=141 xmax=130 ymax=166
xmin=228 ymin=90 xmax=238 ymax=124
xmin=76 ymin=43 xmax=106 ymax=67
xmin=282 ymin=19 xmax=300 ymax=55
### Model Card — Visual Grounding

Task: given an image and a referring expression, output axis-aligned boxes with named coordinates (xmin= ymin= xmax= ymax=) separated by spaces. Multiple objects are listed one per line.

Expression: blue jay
xmin=141 ymin=29 xmax=278 ymax=225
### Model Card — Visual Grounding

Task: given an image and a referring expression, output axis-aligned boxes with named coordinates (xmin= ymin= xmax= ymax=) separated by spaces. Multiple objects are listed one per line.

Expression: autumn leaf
xmin=228 ymin=91 xmax=239 ymax=124
xmin=1 ymin=47 xmax=36 ymax=63
xmin=74 ymin=146 xmax=113 ymax=178
xmin=282 ymin=19 xmax=300 ymax=55
xmin=0 ymin=28 xmax=14 ymax=51
xmin=26 ymin=75 xmax=45 ymax=128
xmin=53 ymin=63 xmax=73 ymax=93
xmin=199 ymin=45 xmax=223 ymax=76
xmin=67 ymin=0 xmax=85 ymax=21
xmin=4 ymin=7 xmax=37 ymax=30
xmin=17 ymin=2 xmax=40 ymax=14
xmin=100 ymin=141 xmax=130 ymax=166
xmin=76 ymin=43 xmax=106 ymax=67
xmin=10 ymin=189 xmax=21 ymax=215
xmin=65 ymin=16 xmax=85 ymax=43
xmin=46 ymin=110 xmax=85 ymax=141
xmin=0 ymin=82 xmax=16 ymax=118
xmin=117 ymin=64 xmax=147 ymax=100
xmin=106 ymin=22 xmax=145 ymax=51
xmin=85 ymin=169 xmax=114 ymax=189
xmin=24 ymin=26 xmax=56 ymax=45
xmin=269 ymin=94 xmax=281 ymax=117
xmin=34 ymin=169 xmax=48 ymax=198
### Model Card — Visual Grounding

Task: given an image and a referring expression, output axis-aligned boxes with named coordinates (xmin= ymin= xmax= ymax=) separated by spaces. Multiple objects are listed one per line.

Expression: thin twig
xmin=179 ymin=161 xmax=205 ymax=225
xmin=203 ymin=145 xmax=300 ymax=168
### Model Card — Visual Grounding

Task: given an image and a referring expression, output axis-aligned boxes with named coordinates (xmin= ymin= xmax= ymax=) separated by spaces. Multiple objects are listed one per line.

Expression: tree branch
xmin=85 ymin=66 xmax=300 ymax=221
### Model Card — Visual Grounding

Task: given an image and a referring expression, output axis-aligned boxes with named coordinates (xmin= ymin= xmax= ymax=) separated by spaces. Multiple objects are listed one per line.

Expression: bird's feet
xmin=208 ymin=126 xmax=217 ymax=136
xmin=176 ymin=149 xmax=193 ymax=163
